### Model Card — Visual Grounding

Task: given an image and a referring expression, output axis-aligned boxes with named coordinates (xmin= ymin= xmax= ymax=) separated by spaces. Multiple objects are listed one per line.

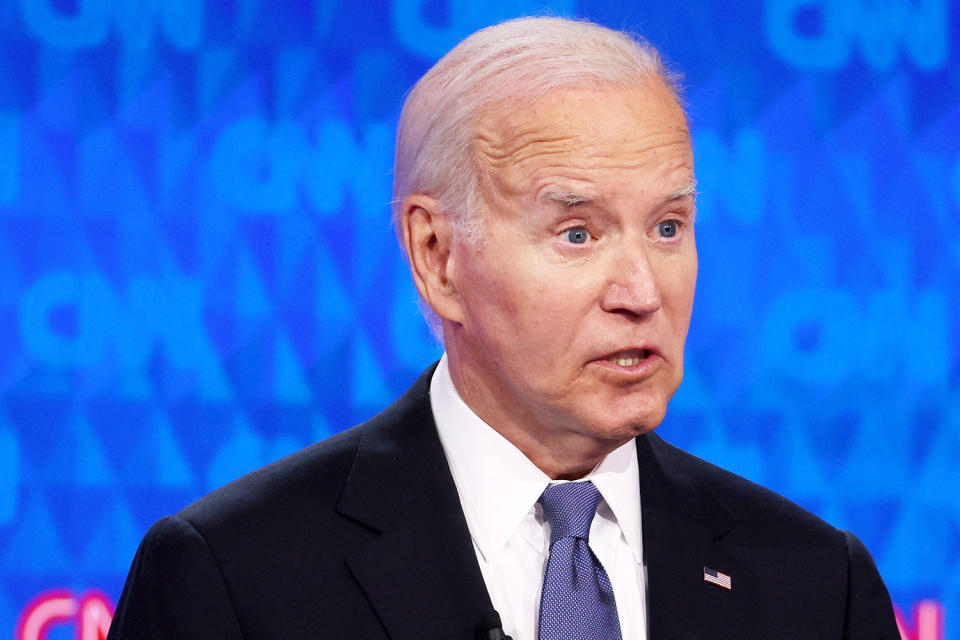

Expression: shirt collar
xmin=586 ymin=437 xmax=644 ymax=564
xmin=430 ymin=354 xmax=644 ymax=565
xmin=431 ymin=355 xmax=549 ymax=563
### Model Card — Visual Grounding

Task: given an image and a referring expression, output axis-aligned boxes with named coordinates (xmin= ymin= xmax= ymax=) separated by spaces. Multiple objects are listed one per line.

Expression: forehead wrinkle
xmin=472 ymin=85 xmax=693 ymax=205
xmin=480 ymin=119 xmax=688 ymax=163
xmin=479 ymin=131 xmax=692 ymax=197
xmin=475 ymin=125 xmax=578 ymax=168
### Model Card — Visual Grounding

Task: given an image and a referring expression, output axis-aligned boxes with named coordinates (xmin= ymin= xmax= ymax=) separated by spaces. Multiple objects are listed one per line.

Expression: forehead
xmin=474 ymin=79 xmax=692 ymax=199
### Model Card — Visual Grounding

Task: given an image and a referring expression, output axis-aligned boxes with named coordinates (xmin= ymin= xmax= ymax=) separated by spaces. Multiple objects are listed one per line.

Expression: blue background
xmin=1 ymin=0 xmax=958 ymax=637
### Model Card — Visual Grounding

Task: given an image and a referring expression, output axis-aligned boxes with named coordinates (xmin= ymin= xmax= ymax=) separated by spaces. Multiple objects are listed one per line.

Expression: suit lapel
xmin=638 ymin=434 xmax=762 ymax=639
xmin=334 ymin=370 xmax=764 ymax=639
xmin=336 ymin=368 xmax=493 ymax=640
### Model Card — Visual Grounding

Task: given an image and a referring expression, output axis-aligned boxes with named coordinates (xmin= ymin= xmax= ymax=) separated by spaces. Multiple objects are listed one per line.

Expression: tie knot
xmin=539 ymin=481 xmax=603 ymax=543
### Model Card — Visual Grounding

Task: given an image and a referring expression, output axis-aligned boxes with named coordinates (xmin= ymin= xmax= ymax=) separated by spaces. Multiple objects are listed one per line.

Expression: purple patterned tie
xmin=538 ymin=481 xmax=622 ymax=640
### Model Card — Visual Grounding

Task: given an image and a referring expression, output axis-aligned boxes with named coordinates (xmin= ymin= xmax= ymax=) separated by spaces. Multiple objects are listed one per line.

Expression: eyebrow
xmin=665 ymin=179 xmax=698 ymax=202
xmin=542 ymin=190 xmax=592 ymax=207
xmin=542 ymin=180 xmax=698 ymax=207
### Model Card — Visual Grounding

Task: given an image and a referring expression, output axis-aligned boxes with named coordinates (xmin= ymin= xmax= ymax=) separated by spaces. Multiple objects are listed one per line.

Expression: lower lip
xmin=589 ymin=353 xmax=662 ymax=379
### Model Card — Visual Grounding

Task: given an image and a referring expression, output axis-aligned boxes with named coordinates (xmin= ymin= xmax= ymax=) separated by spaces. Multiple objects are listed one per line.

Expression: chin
xmin=620 ymin=414 xmax=664 ymax=438
xmin=603 ymin=393 xmax=669 ymax=433
xmin=586 ymin=407 xmax=665 ymax=444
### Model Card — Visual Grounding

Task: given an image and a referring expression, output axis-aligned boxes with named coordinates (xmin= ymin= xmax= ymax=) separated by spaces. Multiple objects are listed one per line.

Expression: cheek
xmin=668 ymin=271 xmax=697 ymax=312
xmin=465 ymin=246 xmax=551 ymax=310
xmin=467 ymin=264 xmax=590 ymax=358
xmin=659 ymin=256 xmax=697 ymax=328
xmin=459 ymin=252 xmax=533 ymax=337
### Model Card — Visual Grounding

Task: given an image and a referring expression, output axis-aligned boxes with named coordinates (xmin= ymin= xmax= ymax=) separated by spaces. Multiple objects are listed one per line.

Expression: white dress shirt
xmin=430 ymin=355 xmax=648 ymax=640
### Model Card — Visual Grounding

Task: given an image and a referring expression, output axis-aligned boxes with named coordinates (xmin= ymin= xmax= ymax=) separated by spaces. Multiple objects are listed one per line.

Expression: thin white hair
xmin=391 ymin=16 xmax=685 ymax=248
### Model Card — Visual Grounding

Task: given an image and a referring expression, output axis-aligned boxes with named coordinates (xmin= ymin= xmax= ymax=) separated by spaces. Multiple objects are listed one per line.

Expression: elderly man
xmin=108 ymin=17 xmax=899 ymax=640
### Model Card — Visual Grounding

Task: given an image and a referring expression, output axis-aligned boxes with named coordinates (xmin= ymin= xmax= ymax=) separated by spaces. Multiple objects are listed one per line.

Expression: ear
xmin=400 ymin=194 xmax=466 ymax=325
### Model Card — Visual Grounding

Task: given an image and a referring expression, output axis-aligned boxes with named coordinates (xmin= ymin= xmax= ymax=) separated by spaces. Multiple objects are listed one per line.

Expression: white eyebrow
xmin=542 ymin=190 xmax=592 ymax=207
xmin=665 ymin=180 xmax=698 ymax=202
xmin=541 ymin=180 xmax=697 ymax=207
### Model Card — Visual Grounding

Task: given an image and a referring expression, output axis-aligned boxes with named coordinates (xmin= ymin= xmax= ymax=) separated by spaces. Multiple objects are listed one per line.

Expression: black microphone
xmin=474 ymin=610 xmax=513 ymax=640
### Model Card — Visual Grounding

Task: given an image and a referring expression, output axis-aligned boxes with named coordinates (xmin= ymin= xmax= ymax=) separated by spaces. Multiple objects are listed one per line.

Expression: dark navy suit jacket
xmin=107 ymin=366 xmax=900 ymax=639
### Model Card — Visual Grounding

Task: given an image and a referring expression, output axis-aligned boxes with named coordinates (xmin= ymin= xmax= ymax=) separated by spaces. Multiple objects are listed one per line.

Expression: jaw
xmin=447 ymin=344 xmax=674 ymax=479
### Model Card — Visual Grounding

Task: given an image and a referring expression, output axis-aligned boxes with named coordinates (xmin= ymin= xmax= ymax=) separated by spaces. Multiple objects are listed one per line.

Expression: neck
xmin=444 ymin=348 xmax=626 ymax=481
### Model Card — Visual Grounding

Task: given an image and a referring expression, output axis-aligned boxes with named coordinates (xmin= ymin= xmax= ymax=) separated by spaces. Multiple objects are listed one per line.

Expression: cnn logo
xmin=16 ymin=590 xmax=113 ymax=640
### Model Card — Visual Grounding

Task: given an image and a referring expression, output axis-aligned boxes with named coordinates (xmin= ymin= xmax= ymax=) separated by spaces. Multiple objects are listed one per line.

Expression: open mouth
xmin=605 ymin=349 xmax=652 ymax=367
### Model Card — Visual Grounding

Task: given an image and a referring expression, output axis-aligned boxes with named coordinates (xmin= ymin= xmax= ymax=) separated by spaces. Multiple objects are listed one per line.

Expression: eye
xmin=657 ymin=220 xmax=679 ymax=238
xmin=564 ymin=227 xmax=591 ymax=244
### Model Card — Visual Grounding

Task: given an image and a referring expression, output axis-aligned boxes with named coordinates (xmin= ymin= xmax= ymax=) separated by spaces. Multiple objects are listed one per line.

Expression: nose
xmin=598 ymin=244 xmax=662 ymax=318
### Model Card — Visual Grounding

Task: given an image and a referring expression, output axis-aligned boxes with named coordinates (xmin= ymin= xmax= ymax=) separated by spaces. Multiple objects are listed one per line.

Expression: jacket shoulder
xmin=642 ymin=433 xmax=899 ymax=639
xmin=112 ymin=366 xmax=440 ymax=638
xmin=177 ymin=363 xmax=436 ymax=533
xmin=178 ymin=424 xmax=363 ymax=531
xmin=645 ymin=432 xmax=843 ymax=542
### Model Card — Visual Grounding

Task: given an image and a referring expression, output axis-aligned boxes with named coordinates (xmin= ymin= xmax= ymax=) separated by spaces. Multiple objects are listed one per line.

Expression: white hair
xmin=392 ymin=16 xmax=684 ymax=247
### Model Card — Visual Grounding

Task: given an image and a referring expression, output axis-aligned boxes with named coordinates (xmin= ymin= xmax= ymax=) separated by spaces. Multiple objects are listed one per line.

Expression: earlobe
xmin=401 ymin=195 xmax=465 ymax=325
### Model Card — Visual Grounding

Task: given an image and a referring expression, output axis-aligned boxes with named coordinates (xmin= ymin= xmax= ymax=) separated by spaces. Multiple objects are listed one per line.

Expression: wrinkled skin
xmin=404 ymin=78 xmax=698 ymax=479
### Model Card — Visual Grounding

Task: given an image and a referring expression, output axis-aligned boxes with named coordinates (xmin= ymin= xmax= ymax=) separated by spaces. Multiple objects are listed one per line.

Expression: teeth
xmin=609 ymin=350 xmax=648 ymax=366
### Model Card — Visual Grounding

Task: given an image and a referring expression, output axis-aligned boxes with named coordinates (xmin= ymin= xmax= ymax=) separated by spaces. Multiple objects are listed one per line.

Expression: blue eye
xmin=658 ymin=221 xmax=678 ymax=238
xmin=565 ymin=227 xmax=590 ymax=244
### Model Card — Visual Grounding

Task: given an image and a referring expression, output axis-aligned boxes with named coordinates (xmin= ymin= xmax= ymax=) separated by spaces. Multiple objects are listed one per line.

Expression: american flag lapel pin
xmin=703 ymin=566 xmax=732 ymax=590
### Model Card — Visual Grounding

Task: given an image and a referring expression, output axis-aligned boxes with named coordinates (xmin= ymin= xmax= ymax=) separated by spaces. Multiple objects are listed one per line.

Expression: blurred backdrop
xmin=0 ymin=0 xmax=958 ymax=638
